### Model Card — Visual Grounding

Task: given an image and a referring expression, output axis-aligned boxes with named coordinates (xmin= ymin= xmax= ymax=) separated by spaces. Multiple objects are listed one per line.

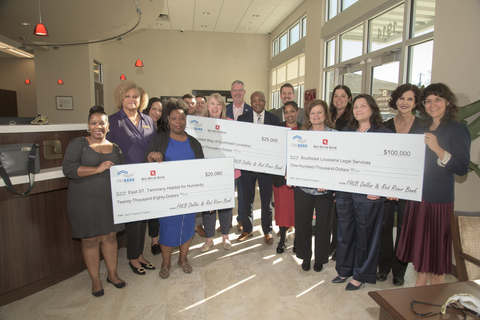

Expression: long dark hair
xmin=420 ymin=83 xmax=460 ymax=127
xmin=347 ymin=94 xmax=384 ymax=130
xmin=329 ymin=85 xmax=353 ymax=122
xmin=389 ymin=83 xmax=422 ymax=113
xmin=143 ymin=97 xmax=165 ymax=131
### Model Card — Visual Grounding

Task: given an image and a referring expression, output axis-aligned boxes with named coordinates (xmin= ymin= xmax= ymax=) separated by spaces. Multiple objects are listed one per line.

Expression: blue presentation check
xmin=110 ymin=158 xmax=235 ymax=224
xmin=286 ymin=131 xmax=426 ymax=201
xmin=185 ymin=116 xmax=290 ymax=176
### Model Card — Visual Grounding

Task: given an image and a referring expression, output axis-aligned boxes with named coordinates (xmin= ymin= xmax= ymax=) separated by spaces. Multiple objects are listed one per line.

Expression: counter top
xmin=0 ymin=167 xmax=65 ymax=187
xmin=0 ymin=124 xmax=87 ymax=133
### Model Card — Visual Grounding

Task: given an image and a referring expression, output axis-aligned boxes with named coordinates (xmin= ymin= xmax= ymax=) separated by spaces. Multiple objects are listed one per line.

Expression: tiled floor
xmin=1 ymin=189 xmax=457 ymax=320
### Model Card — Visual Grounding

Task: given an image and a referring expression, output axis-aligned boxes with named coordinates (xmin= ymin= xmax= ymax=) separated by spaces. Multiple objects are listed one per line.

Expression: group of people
xmin=62 ymin=79 xmax=470 ymax=296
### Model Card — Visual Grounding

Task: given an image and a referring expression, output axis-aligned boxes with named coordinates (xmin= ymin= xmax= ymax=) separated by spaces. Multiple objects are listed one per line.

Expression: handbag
xmin=0 ymin=143 xmax=41 ymax=195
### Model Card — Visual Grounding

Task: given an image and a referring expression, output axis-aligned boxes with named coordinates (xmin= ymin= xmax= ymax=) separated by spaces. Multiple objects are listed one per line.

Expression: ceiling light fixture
xmin=21 ymin=22 xmax=31 ymax=26
xmin=135 ymin=55 xmax=144 ymax=67
xmin=244 ymin=27 xmax=250 ymax=30
xmin=33 ymin=0 xmax=48 ymax=36
xmin=24 ymin=60 xmax=31 ymax=84
xmin=201 ymin=25 xmax=207 ymax=28
xmin=25 ymin=79 xmax=31 ymax=84
xmin=203 ymin=12 xmax=210 ymax=15
xmin=252 ymin=14 xmax=259 ymax=17
xmin=120 ymin=74 xmax=127 ymax=80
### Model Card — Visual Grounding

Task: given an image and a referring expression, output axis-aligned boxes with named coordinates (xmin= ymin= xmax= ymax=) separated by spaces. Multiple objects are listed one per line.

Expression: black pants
xmin=148 ymin=219 xmax=159 ymax=238
xmin=294 ymin=188 xmax=335 ymax=264
xmin=329 ymin=206 xmax=338 ymax=254
xmin=240 ymin=170 xmax=272 ymax=235
xmin=377 ymin=199 xmax=408 ymax=279
xmin=335 ymin=192 xmax=385 ymax=284
xmin=126 ymin=221 xmax=147 ymax=260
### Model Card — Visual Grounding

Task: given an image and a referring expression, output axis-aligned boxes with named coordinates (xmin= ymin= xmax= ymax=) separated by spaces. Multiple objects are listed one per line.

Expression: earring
xmin=87 ymin=129 xmax=90 ymax=133
xmin=107 ymin=129 xmax=110 ymax=132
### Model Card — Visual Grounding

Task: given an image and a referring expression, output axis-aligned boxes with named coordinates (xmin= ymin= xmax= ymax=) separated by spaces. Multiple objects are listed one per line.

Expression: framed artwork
xmin=56 ymin=96 xmax=73 ymax=110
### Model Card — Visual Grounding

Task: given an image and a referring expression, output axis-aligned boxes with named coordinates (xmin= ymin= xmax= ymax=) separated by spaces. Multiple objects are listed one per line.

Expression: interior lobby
xmin=0 ymin=0 xmax=479 ymax=318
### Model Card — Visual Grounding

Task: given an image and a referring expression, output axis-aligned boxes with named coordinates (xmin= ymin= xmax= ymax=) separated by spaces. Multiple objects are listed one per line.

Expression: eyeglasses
xmin=422 ymin=97 xmax=444 ymax=106
xmin=231 ymin=89 xmax=245 ymax=93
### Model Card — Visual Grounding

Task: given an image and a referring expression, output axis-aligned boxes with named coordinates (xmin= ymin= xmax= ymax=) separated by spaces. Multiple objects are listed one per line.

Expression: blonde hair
xmin=113 ymin=81 xmax=148 ymax=112
xmin=206 ymin=93 xmax=227 ymax=119
xmin=302 ymin=99 xmax=334 ymax=130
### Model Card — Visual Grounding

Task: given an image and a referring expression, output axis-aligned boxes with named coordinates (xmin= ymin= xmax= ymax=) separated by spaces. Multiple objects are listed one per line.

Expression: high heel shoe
xmin=106 ymin=277 xmax=126 ymax=289
xmin=345 ymin=281 xmax=365 ymax=291
xmin=331 ymin=276 xmax=348 ymax=283
xmin=129 ymin=261 xmax=146 ymax=275
xmin=276 ymin=240 xmax=286 ymax=254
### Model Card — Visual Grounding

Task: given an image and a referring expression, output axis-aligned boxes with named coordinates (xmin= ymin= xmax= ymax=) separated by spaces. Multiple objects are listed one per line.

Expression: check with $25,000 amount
xmin=286 ymin=131 xmax=426 ymax=201
xmin=110 ymin=157 xmax=235 ymax=224
xmin=185 ymin=116 xmax=291 ymax=176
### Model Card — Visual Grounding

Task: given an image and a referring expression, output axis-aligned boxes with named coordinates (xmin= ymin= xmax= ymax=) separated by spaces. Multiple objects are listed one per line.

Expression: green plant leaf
xmin=459 ymin=99 xmax=480 ymax=121
xmin=467 ymin=114 xmax=480 ymax=141
xmin=469 ymin=161 xmax=480 ymax=177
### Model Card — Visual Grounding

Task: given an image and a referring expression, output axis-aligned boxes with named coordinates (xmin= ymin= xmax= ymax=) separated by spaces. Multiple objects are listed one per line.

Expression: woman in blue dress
xmin=144 ymin=98 xmax=205 ymax=279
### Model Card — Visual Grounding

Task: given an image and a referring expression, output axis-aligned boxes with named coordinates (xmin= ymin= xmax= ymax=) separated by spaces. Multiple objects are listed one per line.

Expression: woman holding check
xmin=200 ymin=93 xmax=234 ymax=252
xmin=332 ymin=94 xmax=392 ymax=290
xmin=294 ymin=100 xmax=336 ymax=272
xmin=144 ymin=98 xmax=204 ymax=279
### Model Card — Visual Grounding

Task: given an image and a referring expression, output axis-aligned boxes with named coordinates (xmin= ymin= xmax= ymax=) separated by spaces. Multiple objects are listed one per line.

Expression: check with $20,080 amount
xmin=286 ymin=131 xmax=426 ymax=201
xmin=110 ymin=158 xmax=235 ymax=224
xmin=185 ymin=116 xmax=291 ymax=176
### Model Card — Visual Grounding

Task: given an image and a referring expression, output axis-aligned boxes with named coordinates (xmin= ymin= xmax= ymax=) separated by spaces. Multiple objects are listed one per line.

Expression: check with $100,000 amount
xmin=286 ymin=131 xmax=426 ymax=201
xmin=110 ymin=157 xmax=235 ymax=224
xmin=185 ymin=116 xmax=290 ymax=176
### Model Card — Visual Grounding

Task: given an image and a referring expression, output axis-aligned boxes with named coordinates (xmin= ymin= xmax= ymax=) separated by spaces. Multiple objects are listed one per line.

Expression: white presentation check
xmin=286 ymin=131 xmax=426 ymax=201
xmin=185 ymin=116 xmax=290 ymax=176
xmin=110 ymin=158 xmax=235 ymax=224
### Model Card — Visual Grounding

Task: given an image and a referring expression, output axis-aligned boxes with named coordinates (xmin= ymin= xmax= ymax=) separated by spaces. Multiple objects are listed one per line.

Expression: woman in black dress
xmin=63 ymin=106 xmax=126 ymax=297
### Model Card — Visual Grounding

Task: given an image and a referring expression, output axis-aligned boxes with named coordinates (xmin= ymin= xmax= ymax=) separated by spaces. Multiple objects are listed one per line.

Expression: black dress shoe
xmin=107 ymin=277 xmax=126 ymax=289
xmin=331 ymin=251 xmax=337 ymax=261
xmin=129 ymin=261 xmax=146 ymax=275
xmin=393 ymin=277 xmax=404 ymax=286
xmin=345 ymin=282 xmax=364 ymax=291
xmin=302 ymin=259 xmax=311 ymax=271
xmin=376 ymin=273 xmax=387 ymax=282
xmin=151 ymin=244 xmax=161 ymax=255
xmin=92 ymin=288 xmax=104 ymax=297
xmin=140 ymin=262 xmax=156 ymax=270
xmin=276 ymin=241 xmax=286 ymax=254
xmin=313 ymin=263 xmax=323 ymax=272
xmin=331 ymin=276 xmax=348 ymax=283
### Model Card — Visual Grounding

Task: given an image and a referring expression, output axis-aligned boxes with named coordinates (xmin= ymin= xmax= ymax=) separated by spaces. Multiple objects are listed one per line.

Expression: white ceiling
xmin=0 ymin=0 xmax=304 ymax=58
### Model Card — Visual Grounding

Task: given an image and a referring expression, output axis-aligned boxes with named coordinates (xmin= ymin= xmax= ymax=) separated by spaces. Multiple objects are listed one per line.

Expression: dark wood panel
xmin=0 ymin=89 xmax=18 ymax=117
xmin=0 ymin=130 xmax=88 ymax=169
xmin=0 ymin=177 xmax=69 ymax=200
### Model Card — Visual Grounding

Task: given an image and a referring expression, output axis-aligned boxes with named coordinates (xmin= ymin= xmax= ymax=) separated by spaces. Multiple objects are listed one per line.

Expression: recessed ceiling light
xmin=244 ymin=27 xmax=250 ymax=30
xmin=249 ymin=22 xmax=254 ymax=24
xmin=156 ymin=23 xmax=163 ymax=25
xmin=21 ymin=22 xmax=31 ymax=26
xmin=201 ymin=25 xmax=207 ymax=28
xmin=203 ymin=12 xmax=210 ymax=15
xmin=252 ymin=14 xmax=259 ymax=18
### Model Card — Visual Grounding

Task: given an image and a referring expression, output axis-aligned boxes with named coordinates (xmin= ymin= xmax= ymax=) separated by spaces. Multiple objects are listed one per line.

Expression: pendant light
xmin=119 ymin=34 xmax=126 ymax=80
xmin=34 ymin=0 xmax=48 ymax=36
xmin=134 ymin=55 xmax=144 ymax=67
xmin=25 ymin=79 xmax=31 ymax=84
xmin=120 ymin=74 xmax=127 ymax=80
xmin=24 ymin=60 xmax=31 ymax=84
xmin=55 ymin=46 xmax=63 ymax=84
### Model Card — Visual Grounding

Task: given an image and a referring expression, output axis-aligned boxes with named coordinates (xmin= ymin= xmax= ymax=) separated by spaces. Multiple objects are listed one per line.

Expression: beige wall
xmin=29 ymin=29 xmax=269 ymax=123
xmin=0 ymin=58 xmax=37 ymax=117
xmin=433 ymin=0 xmax=480 ymax=211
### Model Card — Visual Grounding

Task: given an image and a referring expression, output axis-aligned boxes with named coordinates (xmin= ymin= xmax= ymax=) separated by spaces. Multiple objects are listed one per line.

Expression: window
xmin=272 ymin=15 xmax=307 ymax=57
xmin=289 ymin=23 xmax=300 ymax=46
xmin=342 ymin=0 xmax=357 ymax=11
xmin=411 ymin=0 xmax=436 ymax=37
xmin=270 ymin=54 xmax=306 ymax=109
xmin=326 ymin=0 xmax=359 ymax=21
xmin=324 ymin=70 xmax=335 ymax=104
xmin=326 ymin=39 xmax=336 ymax=67
xmin=408 ymin=40 xmax=433 ymax=87
xmin=340 ymin=24 xmax=363 ymax=62
xmin=93 ymin=60 xmax=102 ymax=83
xmin=368 ymin=4 xmax=404 ymax=52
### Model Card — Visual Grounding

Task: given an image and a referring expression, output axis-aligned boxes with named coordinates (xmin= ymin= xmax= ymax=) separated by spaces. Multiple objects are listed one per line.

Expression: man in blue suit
xmin=226 ymin=80 xmax=252 ymax=232
xmin=237 ymin=91 xmax=280 ymax=245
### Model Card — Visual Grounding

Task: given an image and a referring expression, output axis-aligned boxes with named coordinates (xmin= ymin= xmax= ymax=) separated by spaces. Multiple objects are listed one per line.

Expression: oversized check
xmin=110 ymin=158 xmax=235 ymax=224
xmin=185 ymin=116 xmax=290 ymax=176
xmin=286 ymin=131 xmax=425 ymax=201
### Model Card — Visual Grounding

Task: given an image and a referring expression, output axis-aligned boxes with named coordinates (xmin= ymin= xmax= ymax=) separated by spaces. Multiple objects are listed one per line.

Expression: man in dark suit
xmin=270 ymin=83 xmax=305 ymax=125
xmin=237 ymin=91 xmax=280 ymax=245
xmin=225 ymin=80 xmax=252 ymax=232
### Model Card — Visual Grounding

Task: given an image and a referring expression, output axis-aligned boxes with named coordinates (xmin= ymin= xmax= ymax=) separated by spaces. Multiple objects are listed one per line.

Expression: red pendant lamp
xmin=135 ymin=55 xmax=143 ymax=67
xmin=24 ymin=60 xmax=31 ymax=84
xmin=57 ymin=79 xmax=64 ymax=85
xmin=120 ymin=74 xmax=127 ymax=80
xmin=25 ymin=79 xmax=31 ymax=84
xmin=34 ymin=0 xmax=48 ymax=36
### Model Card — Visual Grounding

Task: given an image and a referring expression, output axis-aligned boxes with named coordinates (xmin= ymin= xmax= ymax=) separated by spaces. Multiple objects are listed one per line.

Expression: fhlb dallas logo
xmin=190 ymin=119 xmax=203 ymax=131
xmin=117 ymin=170 xmax=135 ymax=183
xmin=291 ymin=135 xmax=307 ymax=148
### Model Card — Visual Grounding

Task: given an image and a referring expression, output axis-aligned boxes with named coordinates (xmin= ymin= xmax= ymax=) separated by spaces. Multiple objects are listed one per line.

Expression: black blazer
xmin=226 ymin=102 xmax=253 ymax=120
xmin=238 ymin=110 xmax=280 ymax=125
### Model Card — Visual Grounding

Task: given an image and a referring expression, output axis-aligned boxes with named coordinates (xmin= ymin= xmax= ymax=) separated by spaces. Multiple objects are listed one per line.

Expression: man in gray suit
xmin=270 ymin=83 xmax=305 ymax=125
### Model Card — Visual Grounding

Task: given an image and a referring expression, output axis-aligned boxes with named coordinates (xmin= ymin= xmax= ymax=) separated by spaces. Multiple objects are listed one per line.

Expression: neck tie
xmin=257 ymin=115 xmax=261 ymax=123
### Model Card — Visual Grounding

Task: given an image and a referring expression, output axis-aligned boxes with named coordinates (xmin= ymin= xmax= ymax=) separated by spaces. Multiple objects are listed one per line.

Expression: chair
xmin=451 ymin=211 xmax=480 ymax=281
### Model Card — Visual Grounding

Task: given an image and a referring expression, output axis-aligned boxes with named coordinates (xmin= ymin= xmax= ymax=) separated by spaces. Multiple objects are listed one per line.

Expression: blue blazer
xmin=238 ymin=110 xmax=280 ymax=125
xmin=226 ymin=102 xmax=253 ymax=120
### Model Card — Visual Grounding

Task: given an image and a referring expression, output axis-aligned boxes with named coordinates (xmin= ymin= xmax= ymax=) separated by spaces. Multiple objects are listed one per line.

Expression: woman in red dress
xmin=272 ymin=101 xmax=301 ymax=254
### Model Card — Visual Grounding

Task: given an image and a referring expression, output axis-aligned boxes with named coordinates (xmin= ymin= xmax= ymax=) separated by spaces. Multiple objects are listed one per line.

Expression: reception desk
xmin=0 ymin=124 xmax=125 ymax=306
